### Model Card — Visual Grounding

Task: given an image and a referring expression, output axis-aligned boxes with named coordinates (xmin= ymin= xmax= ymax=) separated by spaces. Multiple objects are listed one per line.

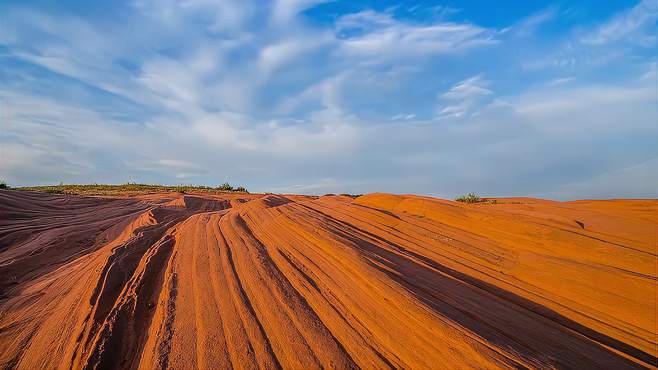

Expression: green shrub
xmin=217 ymin=182 xmax=234 ymax=191
xmin=0 ymin=181 xmax=8 ymax=189
xmin=235 ymin=186 xmax=247 ymax=192
xmin=455 ymin=192 xmax=481 ymax=203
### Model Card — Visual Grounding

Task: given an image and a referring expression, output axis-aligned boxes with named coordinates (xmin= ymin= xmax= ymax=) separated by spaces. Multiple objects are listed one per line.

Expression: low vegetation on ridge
xmin=455 ymin=192 xmax=497 ymax=204
xmin=455 ymin=192 xmax=482 ymax=203
xmin=16 ymin=182 xmax=249 ymax=196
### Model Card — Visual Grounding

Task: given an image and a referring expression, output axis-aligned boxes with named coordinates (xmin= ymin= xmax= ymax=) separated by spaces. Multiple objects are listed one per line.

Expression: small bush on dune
xmin=454 ymin=193 xmax=498 ymax=204
xmin=0 ymin=181 xmax=8 ymax=189
xmin=217 ymin=183 xmax=234 ymax=191
xmin=455 ymin=192 xmax=481 ymax=203
xmin=235 ymin=186 xmax=247 ymax=192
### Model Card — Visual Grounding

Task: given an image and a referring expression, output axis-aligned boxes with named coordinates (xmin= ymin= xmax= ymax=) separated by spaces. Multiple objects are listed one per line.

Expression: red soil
xmin=0 ymin=190 xmax=656 ymax=369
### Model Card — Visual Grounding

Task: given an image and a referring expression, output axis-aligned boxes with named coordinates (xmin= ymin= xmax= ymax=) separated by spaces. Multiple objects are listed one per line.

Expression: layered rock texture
xmin=0 ymin=190 xmax=656 ymax=369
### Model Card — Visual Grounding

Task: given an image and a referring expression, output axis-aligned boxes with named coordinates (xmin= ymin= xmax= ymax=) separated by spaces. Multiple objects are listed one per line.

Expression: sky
xmin=0 ymin=0 xmax=656 ymax=199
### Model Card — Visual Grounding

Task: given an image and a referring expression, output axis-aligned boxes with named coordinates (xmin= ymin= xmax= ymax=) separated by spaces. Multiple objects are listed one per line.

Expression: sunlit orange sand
xmin=0 ymin=190 xmax=656 ymax=369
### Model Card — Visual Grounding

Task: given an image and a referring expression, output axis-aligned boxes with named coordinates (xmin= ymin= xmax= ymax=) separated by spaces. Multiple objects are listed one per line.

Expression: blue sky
xmin=0 ymin=0 xmax=656 ymax=198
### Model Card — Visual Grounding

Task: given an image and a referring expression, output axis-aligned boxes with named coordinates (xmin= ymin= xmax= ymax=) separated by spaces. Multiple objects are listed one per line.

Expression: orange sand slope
xmin=0 ymin=190 xmax=656 ymax=369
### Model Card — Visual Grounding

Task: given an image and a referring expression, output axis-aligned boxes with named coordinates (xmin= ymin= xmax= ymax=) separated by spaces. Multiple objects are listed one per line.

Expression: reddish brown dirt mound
xmin=0 ymin=190 xmax=656 ymax=369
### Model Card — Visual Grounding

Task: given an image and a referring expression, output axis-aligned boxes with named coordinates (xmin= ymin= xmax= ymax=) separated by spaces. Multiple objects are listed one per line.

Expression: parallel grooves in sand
xmin=0 ymin=190 xmax=656 ymax=369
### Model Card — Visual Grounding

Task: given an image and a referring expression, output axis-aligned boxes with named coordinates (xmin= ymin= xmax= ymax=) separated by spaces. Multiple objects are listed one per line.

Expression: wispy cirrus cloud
xmin=437 ymin=75 xmax=493 ymax=118
xmin=523 ymin=0 xmax=657 ymax=71
xmin=580 ymin=0 xmax=657 ymax=46
xmin=336 ymin=10 xmax=498 ymax=61
xmin=506 ymin=6 xmax=558 ymax=38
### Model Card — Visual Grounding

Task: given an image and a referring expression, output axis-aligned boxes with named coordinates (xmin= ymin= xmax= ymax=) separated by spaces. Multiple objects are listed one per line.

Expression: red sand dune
xmin=0 ymin=190 xmax=656 ymax=369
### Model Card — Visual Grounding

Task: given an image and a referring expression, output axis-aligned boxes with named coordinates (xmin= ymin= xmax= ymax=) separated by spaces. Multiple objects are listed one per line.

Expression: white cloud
xmin=265 ymin=177 xmax=342 ymax=194
xmin=1 ymin=9 xmax=138 ymax=101
xmin=509 ymin=7 xmax=558 ymax=38
xmin=271 ymin=0 xmax=328 ymax=24
xmin=581 ymin=0 xmax=658 ymax=46
xmin=522 ymin=0 xmax=658 ymax=73
xmin=514 ymin=84 xmax=656 ymax=127
xmin=336 ymin=11 xmax=498 ymax=61
xmin=257 ymin=33 xmax=332 ymax=78
xmin=440 ymin=75 xmax=492 ymax=101
xmin=523 ymin=1 xmax=657 ymax=72
xmin=0 ymin=91 xmax=141 ymax=184
xmin=134 ymin=0 xmax=256 ymax=34
xmin=437 ymin=75 xmax=493 ymax=118
xmin=545 ymin=76 xmax=575 ymax=87
xmin=390 ymin=113 xmax=416 ymax=121
xmin=131 ymin=159 xmax=209 ymax=180
xmin=548 ymin=158 xmax=658 ymax=200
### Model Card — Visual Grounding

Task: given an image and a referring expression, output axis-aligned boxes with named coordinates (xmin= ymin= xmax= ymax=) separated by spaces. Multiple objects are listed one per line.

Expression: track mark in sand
xmin=157 ymin=267 xmax=178 ymax=370
xmin=217 ymin=215 xmax=283 ymax=370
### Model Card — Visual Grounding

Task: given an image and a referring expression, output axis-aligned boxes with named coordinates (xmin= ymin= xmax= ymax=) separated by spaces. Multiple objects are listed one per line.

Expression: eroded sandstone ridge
xmin=0 ymin=190 xmax=656 ymax=369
